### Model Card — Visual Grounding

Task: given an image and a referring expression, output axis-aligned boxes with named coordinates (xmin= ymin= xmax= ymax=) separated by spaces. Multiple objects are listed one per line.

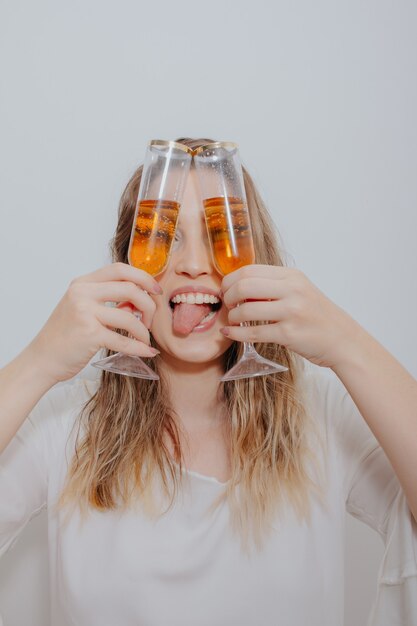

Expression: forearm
xmin=331 ymin=321 xmax=417 ymax=523
xmin=0 ymin=343 xmax=57 ymax=454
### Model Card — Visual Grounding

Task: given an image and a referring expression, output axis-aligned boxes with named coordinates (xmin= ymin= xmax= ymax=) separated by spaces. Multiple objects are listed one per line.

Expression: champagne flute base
xmin=220 ymin=348 xmax=288 ymax=381
xmin=92 ymin=352 xmax=160 ymax=380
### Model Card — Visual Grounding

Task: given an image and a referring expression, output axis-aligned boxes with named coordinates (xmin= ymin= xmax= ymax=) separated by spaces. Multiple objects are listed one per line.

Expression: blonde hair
xmin=56 ymin=137 xmax=327 ymax=551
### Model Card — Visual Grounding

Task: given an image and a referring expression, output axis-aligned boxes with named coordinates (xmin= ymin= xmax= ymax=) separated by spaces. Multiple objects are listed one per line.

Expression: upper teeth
xmin=170 ymin=292 xmax=220 ymax=305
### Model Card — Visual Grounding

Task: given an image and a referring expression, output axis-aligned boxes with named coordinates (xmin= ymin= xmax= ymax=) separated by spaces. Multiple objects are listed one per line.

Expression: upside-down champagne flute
xmin=92 ymin=140 xmax=193 ymax=379
xmin=194 ymin=142 xmax=288 ymax=381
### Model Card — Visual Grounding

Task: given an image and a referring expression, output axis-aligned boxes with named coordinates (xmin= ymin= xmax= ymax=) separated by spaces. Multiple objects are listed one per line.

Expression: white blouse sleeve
xmin=0 ymin=395 xmax=49 ymax=558
xmin=315 ymin=368 xmax=417 ymax=626
xmin=0 ymin=378 xmax=90 ymax=559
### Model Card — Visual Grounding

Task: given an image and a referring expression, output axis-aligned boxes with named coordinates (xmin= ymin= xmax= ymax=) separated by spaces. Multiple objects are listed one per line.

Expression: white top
xmin=0 ymin=367 xmax=416 ymax=626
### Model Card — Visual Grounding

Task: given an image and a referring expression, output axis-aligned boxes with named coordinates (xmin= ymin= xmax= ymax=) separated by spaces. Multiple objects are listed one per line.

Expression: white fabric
xmin=0 ymin=368 xmax=416 ymax=625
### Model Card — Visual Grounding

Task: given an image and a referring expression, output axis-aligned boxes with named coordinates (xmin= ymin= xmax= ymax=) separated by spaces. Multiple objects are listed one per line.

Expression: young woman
xmin=0 ymin=137 xmax=416 ymax=625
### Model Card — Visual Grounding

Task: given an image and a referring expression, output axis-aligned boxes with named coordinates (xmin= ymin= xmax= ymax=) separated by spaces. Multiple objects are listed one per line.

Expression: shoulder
xmin=299 ymin=363 xmax=377 ymax=456
xmin=298 ymin=363 xmax=349 ymax=417
xmin=298 ymin=364 xmax=374 ymax=442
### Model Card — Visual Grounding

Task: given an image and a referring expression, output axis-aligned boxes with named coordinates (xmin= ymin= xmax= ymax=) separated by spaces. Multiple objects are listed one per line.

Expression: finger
xmin=220 ymin=264 xmax=290 ymax=293
xmin=116 ymin=301 xmax=143 ymax=320
xmin=88 ymin=282 xmax=156 ymax=328
xmin=95 ymin=305 xmax=151 ymax=346
xmin=220 ymin=321 xmax=286 ymax=345
xmin=98 ymin=327 xmax=158 ymax=358
xmin=227 ymin=300 xmax=288 ymax=324
xmin=74 ymin=262 xmax=163 ymax=295
xmin=116 ymin=301 xmax=136 ymax=312
xmin=223 ymin=278 xmax=290 ymax=310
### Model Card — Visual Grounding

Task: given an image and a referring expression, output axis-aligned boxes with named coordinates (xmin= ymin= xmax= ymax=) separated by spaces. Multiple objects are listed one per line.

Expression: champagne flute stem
xmin=241 ymin=322 xmax=258 ymax=355
xmin=236 ymin=302 xmax=257 ymax=355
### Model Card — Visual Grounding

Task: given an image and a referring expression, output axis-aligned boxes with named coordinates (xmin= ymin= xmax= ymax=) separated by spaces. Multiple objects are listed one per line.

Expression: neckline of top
xmin=173 ymin=460 xmax=230 ymax=486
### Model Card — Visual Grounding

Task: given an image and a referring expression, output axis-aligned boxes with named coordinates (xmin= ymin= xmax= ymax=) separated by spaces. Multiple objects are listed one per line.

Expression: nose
xmin=174 ymin=225 xmax=216 ymax=279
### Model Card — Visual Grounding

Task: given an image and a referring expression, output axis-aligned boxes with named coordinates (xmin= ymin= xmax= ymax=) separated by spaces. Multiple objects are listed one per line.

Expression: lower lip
xmin=192 ymin=308 xmax=221 ymax=332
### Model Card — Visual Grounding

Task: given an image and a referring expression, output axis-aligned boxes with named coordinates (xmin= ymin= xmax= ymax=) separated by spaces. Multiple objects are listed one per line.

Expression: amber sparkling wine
xmin=203 ymin=196 xmax=255 ymax=275
xmin=128 ymin=199 xmax=180 ymax=275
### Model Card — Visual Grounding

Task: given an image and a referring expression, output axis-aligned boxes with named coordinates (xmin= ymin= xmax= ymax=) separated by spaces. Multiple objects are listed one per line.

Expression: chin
xmin=185 ymin=348 xmax=226 ymax=363
xmin=152 ymin=338 xmax=230 ymax=364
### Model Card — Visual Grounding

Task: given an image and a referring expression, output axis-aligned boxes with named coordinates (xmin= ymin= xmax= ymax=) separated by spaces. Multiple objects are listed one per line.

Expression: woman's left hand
xmin=220 ymin=264 xmax=362 ymax=369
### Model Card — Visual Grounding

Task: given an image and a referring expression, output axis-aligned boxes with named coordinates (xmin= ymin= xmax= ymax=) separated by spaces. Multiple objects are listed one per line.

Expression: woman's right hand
xmin=26 ymin=262 xmax=163 ymax=384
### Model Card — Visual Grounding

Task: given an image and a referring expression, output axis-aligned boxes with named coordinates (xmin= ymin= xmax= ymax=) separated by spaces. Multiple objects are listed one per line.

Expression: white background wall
xmin=0 ymin=0 xmax=416 ymax=624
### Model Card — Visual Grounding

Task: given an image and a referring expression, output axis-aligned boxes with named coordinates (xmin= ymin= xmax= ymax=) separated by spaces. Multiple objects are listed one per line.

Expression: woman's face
xmin=149 ymin=169 xmax=232 ymax=364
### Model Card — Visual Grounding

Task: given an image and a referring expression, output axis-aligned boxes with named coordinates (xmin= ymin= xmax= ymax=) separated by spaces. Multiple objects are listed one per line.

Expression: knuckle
xmin=110 ymin=261 xmax=126 ymax=280
xmin=67 ymin=281 xmax=84 ymax=302
xmin=290 ymin=269 xmax=306 ymax=291
xmin=74 ymin=300 xmax=90 ymax=319
xmin=132 ymin=316 xmax=150 ymax=344
xmin=235 ymin=282 xmax=245 ymax=301
xmin=119 ymin=334 xmax=132 ymax=351
xmin=289 ymin=297 xmax=304 ymax=316
xmin=114 ymin=261 xmax=126 ymax=273
xmin=66 ymin=287 xmax=91 ymax=320
xmin=236 ymin=278 xmax=249 ymax=299
xmin=149 ymin=298 xmax=156 ymax=312
xmin=280 ymin=320 xmax=295 ymax=341
xmin=68 ymin=278 xmax=81 ymax=292
xmin=69 ymin=276 xmax=81 ymax=288
xmin=127 ymin=281 xmax=139 ymax=297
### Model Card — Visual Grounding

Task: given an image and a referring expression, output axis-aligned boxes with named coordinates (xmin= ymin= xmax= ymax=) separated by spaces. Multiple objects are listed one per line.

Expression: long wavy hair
xmin=56 ymin=137 xmax=327 ymax=551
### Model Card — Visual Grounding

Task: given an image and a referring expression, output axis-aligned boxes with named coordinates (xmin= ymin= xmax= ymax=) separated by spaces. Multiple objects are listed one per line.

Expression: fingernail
xmin=148 ymin=347 xmax=160 ymax=355
xmin=220 ymin=327 xmax=230 ymax=336
xmin=152 ymin=283 xmax=163 ymax=294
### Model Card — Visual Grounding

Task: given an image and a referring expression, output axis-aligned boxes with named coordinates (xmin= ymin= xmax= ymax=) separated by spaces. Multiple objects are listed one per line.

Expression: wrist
xmin=20 ymin=338 xmax=61 ymax=389
xmin=329 ymin=316 xmax=374 ymax=375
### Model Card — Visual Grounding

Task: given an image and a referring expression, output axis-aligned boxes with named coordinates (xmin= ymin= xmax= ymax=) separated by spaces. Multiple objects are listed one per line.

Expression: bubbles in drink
xmin=128 ymin=199 xmax=180 ymax=276
xmin=204 ymin=196 xmax=255 ymax=276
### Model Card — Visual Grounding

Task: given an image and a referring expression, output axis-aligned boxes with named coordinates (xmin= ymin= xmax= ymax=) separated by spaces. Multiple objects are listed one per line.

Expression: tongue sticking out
xmin=172 ymin=303 xmax=212 ymax=335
